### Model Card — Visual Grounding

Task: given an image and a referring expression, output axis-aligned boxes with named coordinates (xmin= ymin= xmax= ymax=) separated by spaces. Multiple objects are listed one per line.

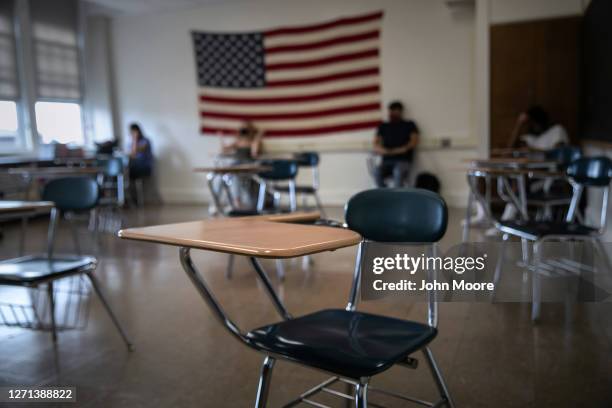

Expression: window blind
xmin=0 ymin=0 xmax=19 ymax=100
xmin=30 ymin=0 xmax=82 ymax=101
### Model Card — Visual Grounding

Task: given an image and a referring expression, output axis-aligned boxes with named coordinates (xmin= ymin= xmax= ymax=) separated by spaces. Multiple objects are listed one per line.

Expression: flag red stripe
xmin=266 ymin=49 xmax=378 ymax=71
xmin=265 ymin=30 xmax=379 ymax=55
xmin=265 ymin=11 xmax=383 ymax=38
xmin=201 ymin=102 xmax=379 ymax=121
xmin=266 ymin=67 xmax=378 ymax=87
xmin=199 ymin=85 xmax=379 ymax=105
xmin=202 ymin=120 xmax=380 ymax=137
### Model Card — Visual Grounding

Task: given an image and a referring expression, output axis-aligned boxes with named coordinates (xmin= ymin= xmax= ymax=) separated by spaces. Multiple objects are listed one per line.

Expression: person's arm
xmin=508 ymin=112 xmax=528 ymax=148
xmin=373 ymin=134 xmax=387 ymax=155
xmin=221 ymin=137 xmax=238 ymax=154
xmin=251 ymin=130 xmax=263 ymax=158
xmin=388 ymin=131 xmax=419 ymax=154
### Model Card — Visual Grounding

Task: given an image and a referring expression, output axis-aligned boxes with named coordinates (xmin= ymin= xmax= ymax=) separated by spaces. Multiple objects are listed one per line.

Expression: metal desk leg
xmin=249 ymin=257 xmax=292 ymax=320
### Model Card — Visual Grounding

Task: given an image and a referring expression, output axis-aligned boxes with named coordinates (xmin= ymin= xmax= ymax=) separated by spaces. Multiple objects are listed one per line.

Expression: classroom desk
xmin=118 ymin=211 xmax=361 ymax=328
xmin=464 ymin=161 xmax=567 ymax=241
xmin=8 ymin=166 xmax=103 ymax=178
xmin=194 ymin=164 xmax=272 ymax=214
xmin=0 ymin=200 xmax=54 ymax=255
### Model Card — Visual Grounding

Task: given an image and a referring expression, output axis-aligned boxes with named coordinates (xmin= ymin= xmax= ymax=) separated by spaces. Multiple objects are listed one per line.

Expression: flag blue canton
xmin=192 ymin=32 xmax=266 ymax=88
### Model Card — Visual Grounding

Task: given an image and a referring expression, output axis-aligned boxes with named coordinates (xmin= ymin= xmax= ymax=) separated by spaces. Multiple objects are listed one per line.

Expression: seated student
xmin=486 ymin=106 xmax=569 ymax=232
xmin=508 ymin=105 xmax=568 ymax=150
xmin=373 ymin=101 xmax=419 ymax=187
xmin=222 ymin=121 xmax=263 ymax=163
xmin=128 ymin=123 xmax=153 ymax=179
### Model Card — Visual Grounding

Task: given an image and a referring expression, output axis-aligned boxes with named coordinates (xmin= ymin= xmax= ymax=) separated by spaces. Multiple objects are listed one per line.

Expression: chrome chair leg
xmin=531 ymin=241 xmax=542 ymax=322
xmin=68 ymin=215 xmax=81 ymax=255
xmin=47 ymin=281 xmax=57 ymax=342
xmin=354 ymin=378 xmax=368 ymax=408
xmin=492 ymin=233 xmax=508 ymax=301
xmin=19 ymin=216 xmax=28 ymax=256
xmin=275 ymin=259 xmax=285 ymax=281
xmin=255 ymin=356 xmax=275 ymax=408
xmin=86 ymin=272 xmax=134 ymax=351
xmin=593 ymin=239 xmax=612 ymax=274
xmin=226 ymin=254 xmax=235 ymax=279
xmin=423 ymin=347 xmax=455 ymax=408
xmin=313 ymin=192 xmax=327 ymax=218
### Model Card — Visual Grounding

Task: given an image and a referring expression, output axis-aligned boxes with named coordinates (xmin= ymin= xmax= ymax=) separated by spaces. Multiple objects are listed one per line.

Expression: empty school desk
xmin=8 ymin=166 xmax=103 ymax=178
xmin=0 ymin=200 xmax=54 ymax=255
xmin=463 ymin=158 xmax=561 ymax=241
xmin=118 ymin=211 xmax=360 ymax=333
xmin=194 ymin=163 xmax=272 ymax=214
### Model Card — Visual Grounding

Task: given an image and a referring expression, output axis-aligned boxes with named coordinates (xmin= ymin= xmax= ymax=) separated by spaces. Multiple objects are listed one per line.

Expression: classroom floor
xmin=0 ymin=204 xmax=611 ymax=408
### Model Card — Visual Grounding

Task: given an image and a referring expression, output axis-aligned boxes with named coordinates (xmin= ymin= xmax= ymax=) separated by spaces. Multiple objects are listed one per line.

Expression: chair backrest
xmin=345 ymin=188 xmax=448 ymax=243
xmin=545 ymin=146 xmax=582 ymax=168
xmin=258 ymin=159 xmax=298 ymax=181
xmin=566 ymin=156 xmax=612 ymax=187
xmin=42 ymin=177 xmax=99 ymax=211
xmin=293 ymin=152 xmax=319 ymax=167
xmin=102 ymin=157 xmax=123 ymax=177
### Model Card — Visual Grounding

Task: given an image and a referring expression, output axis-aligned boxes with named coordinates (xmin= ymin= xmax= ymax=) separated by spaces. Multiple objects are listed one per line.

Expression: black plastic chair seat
xmin=0 ymin=255 xmax=96 ymax=285
xmin=527 ymin=190 xmax=572 ymax=204
xmin=226 ymin=208 xmax=261 ymax=217
xmin=498 ymin=221 xmax=597 ymax=241
xmin=274 ymin=185 xmax=316 ymax=194
xmin=246 ymin=309 xmax=437 ymax=379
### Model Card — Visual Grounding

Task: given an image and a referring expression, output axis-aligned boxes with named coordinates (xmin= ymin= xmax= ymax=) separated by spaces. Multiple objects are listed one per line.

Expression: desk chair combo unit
xmin=463 ymin=146 xmax=581 ymax=242
xmin=0 ymin=177 xmax=132 ymax=349
xmin=119 ymin=188 xmax=455 ymax=408
xmin=224 ymin=159 xmax=300 ymax=280
xmin=525 ymin=146 xmax=582 ymax=220
xmin=275 ymin=152 xmax=327 ymax=217
xmin=96 ymin=157 xmax=127 ymax=232
xmin=470 ymin=157 xmax=612 ymax=321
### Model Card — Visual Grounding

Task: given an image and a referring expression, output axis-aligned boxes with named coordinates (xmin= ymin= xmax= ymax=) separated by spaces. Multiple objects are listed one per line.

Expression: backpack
xmin=415 ymin=172 xmax=440 ymax=193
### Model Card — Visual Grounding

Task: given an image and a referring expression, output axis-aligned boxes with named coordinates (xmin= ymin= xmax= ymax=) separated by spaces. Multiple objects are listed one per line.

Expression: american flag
xmin=192 ymin=11 xmax=383 ymax=138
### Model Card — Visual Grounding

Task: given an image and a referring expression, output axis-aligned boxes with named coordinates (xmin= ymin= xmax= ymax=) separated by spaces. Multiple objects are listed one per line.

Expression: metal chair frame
xmin=178 ymin=239 xmax=455 ymax=407
xmin=0 ymin=206 xmax=132 ymax=349
xmin=469 ymin=169 xmax=612 ymax=321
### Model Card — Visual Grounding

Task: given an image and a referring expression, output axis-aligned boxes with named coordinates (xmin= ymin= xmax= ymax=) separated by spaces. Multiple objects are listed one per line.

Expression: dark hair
xmin=388 ymin=101 xmax=404 ymax=111
xmin=526 ymin=106 xmax=551 ymax=131
xmin=129 ymin=123 xmax=144 ymax=140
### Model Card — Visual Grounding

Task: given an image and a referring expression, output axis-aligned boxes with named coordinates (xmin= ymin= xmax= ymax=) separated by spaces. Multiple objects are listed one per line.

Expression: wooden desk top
xmin=0 ymin=200 xmax=54 ymax=214
xmin=465 ymin=157 xmax=557 ymax=168
xmin=9 ymin=167 xmax=103 ymax=176
xmin=118 ymin=212 xmax=361 ymax=258
xmin=193 ymin=164 xmax=272 ymax=174
xmin=468 ymin=166 xmax=565 ymax=178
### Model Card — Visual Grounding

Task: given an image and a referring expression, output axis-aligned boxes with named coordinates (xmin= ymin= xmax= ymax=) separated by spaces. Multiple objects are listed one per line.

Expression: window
xmin=35 ymin=101 xmax=83 ymax=144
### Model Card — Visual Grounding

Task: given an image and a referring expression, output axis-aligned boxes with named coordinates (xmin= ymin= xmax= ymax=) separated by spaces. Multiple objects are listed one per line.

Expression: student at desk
xmin=508 ymin=105 xmax=568 ymax=150
xmin=220 ymin=121 xmax=263 ymax=207
xmin=222 ymin=121 xmax=263 ymax=163
xmin=490 ymin=106 xmax=569 ymax=230
xmin=128 ymin=123 xmax=153 ymax=179
xmin=373 ymin=101 xmax=419 ymax=187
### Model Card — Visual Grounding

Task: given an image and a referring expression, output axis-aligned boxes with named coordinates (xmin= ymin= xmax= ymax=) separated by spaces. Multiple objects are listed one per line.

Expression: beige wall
xmin=105 ymin=0 xmax=586 ymax=207
xmin=110 ymin=0 xmax=476 ymax=206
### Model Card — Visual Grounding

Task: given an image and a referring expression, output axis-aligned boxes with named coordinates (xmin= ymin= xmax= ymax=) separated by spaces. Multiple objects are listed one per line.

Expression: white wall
xmin=83 ymin=15 xmax=117 ymax=144
xmin=110 ymin=0 xmax=476 ymax=206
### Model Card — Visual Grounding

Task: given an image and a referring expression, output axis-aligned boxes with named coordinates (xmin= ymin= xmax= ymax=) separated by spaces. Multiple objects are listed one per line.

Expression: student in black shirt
xmin=373 ymin=101 xmax=419 ymax=187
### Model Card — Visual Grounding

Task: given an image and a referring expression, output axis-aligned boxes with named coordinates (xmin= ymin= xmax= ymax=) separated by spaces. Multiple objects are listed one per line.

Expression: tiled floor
xmin=0 ymin=205 xmax=611 ymax=407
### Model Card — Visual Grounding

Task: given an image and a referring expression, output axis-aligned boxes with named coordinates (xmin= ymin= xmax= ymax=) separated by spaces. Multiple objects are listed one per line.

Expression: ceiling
xmin=83 ymin=0 xmax=233 ymax=16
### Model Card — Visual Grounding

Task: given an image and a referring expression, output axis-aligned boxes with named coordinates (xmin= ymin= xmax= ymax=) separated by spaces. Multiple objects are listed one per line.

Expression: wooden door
xmin=490 ymin=16 xmax=581 ymax=149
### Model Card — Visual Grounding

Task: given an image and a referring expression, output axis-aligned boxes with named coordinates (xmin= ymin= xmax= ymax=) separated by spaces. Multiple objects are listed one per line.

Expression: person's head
xmin=525 ymin=106 xmax=551 ymax=135
xmin=239 ymin=120 xmax=257 ymax=139
xmin=129 ymin=123 xmax=144 ymax=141
xmin=388 ymin=101 xmax=404 ymax=122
